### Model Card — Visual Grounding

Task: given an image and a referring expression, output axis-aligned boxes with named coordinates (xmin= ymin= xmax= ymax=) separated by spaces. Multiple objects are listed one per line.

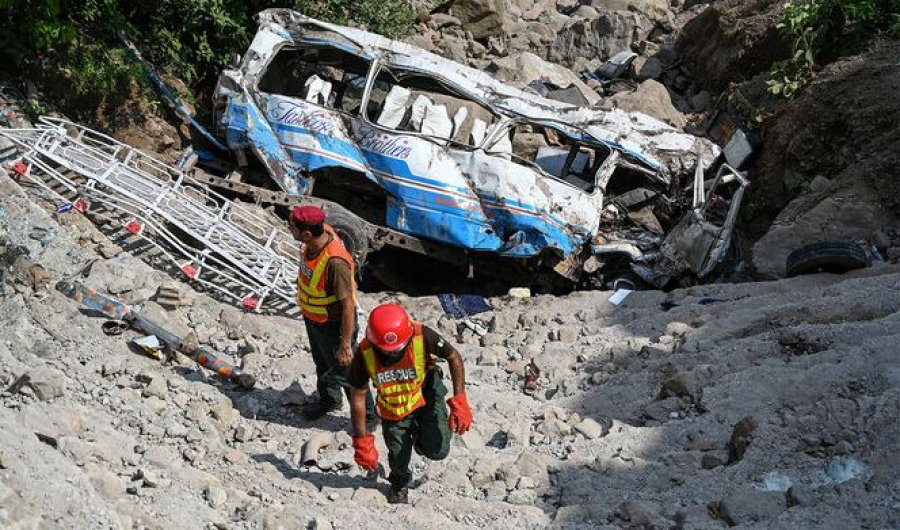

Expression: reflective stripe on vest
xmin=360 ymin=323 xmax=426 ymax=421
xmin=296 ymin=224 xmax=355 ymax=323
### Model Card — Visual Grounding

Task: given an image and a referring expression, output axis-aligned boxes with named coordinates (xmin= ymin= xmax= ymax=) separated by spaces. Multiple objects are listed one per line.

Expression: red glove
xmin=447 ymin=393 xmax=473 ymax=435
xmin=352 ymin=434 xmax=379 ymax=471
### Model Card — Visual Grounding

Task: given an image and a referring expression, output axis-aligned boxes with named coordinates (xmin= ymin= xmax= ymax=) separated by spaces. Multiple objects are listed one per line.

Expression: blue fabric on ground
xmin=437 ymin=293 xmax=493 ymax=318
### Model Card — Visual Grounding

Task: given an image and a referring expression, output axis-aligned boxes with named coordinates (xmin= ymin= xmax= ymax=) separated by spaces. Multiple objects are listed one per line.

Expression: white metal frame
xmin=0 ymin=117 xmax=299 ymax=311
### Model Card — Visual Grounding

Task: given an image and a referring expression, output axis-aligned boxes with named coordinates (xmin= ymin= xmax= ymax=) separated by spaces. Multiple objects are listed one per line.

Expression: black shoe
xmin=302 ymin=400 xmax=340 ymax=420
xmin=387 ymin=486 xmax=408 ymax=504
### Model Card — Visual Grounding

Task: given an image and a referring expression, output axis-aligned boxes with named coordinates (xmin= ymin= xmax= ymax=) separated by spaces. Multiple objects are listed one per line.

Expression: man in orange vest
xmin=289 ymin=206 xmax=375 ymax=424
xmin=347 ymin=303 xmax=473 ymax=504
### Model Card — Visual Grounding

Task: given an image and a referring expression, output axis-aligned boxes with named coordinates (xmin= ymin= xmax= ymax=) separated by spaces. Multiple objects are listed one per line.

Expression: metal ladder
xmin=0 ymin=117 xmax=299 ymax=311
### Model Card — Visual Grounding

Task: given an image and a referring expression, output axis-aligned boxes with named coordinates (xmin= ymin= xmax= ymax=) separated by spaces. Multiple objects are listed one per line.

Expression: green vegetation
xmin=768 ymin=0 xmax=900 ymax=98
xmin=0 ymin=0 xmax=416 ymax=105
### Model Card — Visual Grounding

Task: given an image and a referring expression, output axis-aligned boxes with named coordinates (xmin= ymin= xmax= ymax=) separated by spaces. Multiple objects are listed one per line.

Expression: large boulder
xmin=548 ymin=11 xmax=649 ymax=67
xmin=588 ymin=0 xmax=673 ymax=25
xmin=488 ymin=52 xmax=601 ymax=105
xmin=609 ymin=79 xmax=687 ymax=128
xmin=450 ymin=0 xmax=510 ymax=40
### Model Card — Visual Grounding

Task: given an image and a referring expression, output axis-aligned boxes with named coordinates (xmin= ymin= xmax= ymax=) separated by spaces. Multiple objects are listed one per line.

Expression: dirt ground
xmin=1 ymin=168 xmax=899 ymax=529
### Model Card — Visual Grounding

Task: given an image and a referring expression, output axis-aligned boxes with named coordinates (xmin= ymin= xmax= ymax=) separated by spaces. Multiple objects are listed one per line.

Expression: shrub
xmin=0 ymin=1 xmax=416 ymax=105
xmin=768 ymin=0 xmax=900 ymax=98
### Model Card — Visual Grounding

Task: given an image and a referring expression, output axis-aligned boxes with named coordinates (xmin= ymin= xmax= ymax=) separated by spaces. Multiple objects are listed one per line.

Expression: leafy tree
xmin=0 ymin=0 xmax=415 ymax=106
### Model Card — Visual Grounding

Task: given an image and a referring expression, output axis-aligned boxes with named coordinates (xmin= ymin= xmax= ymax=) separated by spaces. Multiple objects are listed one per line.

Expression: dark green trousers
xmin=304 ymin=317 xmax=375 ymax=420
xmin=381 ymin=368 xmax=451 ymax=489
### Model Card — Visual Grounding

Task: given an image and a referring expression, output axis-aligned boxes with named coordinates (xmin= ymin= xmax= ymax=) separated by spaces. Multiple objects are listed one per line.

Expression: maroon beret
xmin=291 ymin=205 xmax=326 ymax=225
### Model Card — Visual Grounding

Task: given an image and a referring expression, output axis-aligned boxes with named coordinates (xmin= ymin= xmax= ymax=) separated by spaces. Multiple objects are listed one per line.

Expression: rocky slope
xmin=2 ymin=166 xmax=898 ymax=529
xmin=2 ymin=2 xmax=900 ymax=529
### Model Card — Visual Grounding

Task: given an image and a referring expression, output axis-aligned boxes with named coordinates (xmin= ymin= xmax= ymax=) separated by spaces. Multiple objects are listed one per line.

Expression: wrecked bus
xmin=210 ymin=9 xmax=744 ymax=289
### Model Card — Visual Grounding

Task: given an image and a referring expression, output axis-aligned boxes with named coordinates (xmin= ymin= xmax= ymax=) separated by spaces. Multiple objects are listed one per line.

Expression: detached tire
xmin=785 ymin=241 xmax=869 ymax=278
xmin=324 ymin=209 xmax=369 ymax=272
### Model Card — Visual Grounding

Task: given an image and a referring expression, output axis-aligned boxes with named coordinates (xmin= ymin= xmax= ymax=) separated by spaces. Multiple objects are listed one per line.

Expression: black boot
xmin=302 ymin=400 xmax=340 ymax=420
xmin=387 ymin=486 xmax=408 ymax=504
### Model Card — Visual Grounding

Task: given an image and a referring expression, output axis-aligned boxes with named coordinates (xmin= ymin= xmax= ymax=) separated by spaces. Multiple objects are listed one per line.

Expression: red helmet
xmin=367 ymin=303 xmax=413 ymax=352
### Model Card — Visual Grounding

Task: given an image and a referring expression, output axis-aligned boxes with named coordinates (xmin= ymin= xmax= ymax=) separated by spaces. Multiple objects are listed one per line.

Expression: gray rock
xmin=718 ymin=488 xmax=786 ymax=526
xmin=786 ymin=485 xmax=817 ymax=507
xmin=505 ymin=488 xmax=537 ymax=505
xmin=97 ymin=241 xmax=122 ymax=258
xmin=728 ymin=416 xmax=758 ymax=464
xmin=691 ymin=90 xmax=713 ymax=112
xmin=135 ymin=468 xmax=162 ymax=488
xmin=549 ymin=11 xmax=648 ymax=67
xmin=470 ymin=457 xmax=502 ymax=487
xmin=219 ymin=306 xmax=243 ymax=331
xmin=484 ymin=479 xmax=508 ymax=502
xmin=311 ymin=517 xmax=333 ymax=530
xmin=142 ymin=377 xmax=167 ymax=399
xmin=234 ymin=425 xmax=254 ymax=443
xmin=589 ymin=0 xmax=672 ymax=24
xmin=224 ymin=448 xmax=243 ymax=464
xmin=454 ymin=426 xmax=485 ymax=452
xmin=610 ymin=79 xmax=687 ymax=128
xmin=441 ymin=38 xmax=469 ymax=64
xmin=451 ymin=0 xmax=509 ymax=40
xmin=642 ymin=396 xmax=682 ymax=421
xmin=165 ymin=422 xmax=188 ymax=438
xmin=26 ymin=366 xmax=65 ymax=401
xmin=701 ymin=450 xmax=728 ymax=469
xmin=572 ymin=5 xmax=600 ymax=19
xmin=351 ymin=486 xmax=387 ymax=506
xmin=428 ymin=13 xmax=462 ymax=29
xmin=210 ymin=397 xmax=238 ymax=428
xmin=658 ymin=366 xmax=714 ymax=403
xmin=143 ymin=446 xmax=177 ymax=470
xmin=615 ymin=499 xmax=671 ymax=528
xmin=204 ymin=485 xmax=228 ymax=508
xmin=514 ymin=451 xmax=548 ymax=482
xmin=89 ymin=469 xmax=124 ymax=500
xmin=558 ymin=326 xmax=580 ymax=343
xmin=574 ymin=418 xmax=608 ymax=439
xmin=637 ymin=56 xmax=664 ymax=80
xmin=477 ymin=349 xmax=499 ymax=366
xmin=182 ymin=447 xmax=199 ymax=463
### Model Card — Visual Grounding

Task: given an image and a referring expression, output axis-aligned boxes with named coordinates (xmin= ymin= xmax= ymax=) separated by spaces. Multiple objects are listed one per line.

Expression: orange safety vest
xmin=360 ymin=323 xmax=427 ymax=421
xmin=296 ymin=224 xmax=355 ymax=323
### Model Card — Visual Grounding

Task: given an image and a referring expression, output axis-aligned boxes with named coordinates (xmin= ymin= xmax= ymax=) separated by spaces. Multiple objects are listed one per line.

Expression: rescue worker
xmin=289 ymin=205 xmax=376 ymax=424
xmin=347 ymin=303 xmax=473 ymax=504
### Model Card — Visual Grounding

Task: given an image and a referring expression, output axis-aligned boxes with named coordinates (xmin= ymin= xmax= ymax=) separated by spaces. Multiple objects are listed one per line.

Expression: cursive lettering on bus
xmin=357 ymin=130 xmax=413 ymax=160
xmin=267 ymin=99 xmax=336 ymax=134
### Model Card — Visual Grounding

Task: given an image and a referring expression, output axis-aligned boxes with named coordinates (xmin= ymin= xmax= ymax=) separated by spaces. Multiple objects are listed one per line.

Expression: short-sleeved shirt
xmin=348 ymin=325 xmax=457 ymax=389
xmin=304 ymin=233 xmax=354 ymax=321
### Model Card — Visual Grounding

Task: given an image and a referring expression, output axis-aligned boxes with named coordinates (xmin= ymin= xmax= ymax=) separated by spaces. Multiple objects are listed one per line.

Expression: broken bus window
xmin=258 ymin=45 xmax=370 ymax=114
xmin=365 ymin=67 xmax=498 ymax=148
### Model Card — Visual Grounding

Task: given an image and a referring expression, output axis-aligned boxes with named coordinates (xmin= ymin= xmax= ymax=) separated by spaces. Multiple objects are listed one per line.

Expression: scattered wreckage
xmin=57 ymin=280 xmax=256 ymax=388
xmin=209 ymin=9 xmax=746 ymax=289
